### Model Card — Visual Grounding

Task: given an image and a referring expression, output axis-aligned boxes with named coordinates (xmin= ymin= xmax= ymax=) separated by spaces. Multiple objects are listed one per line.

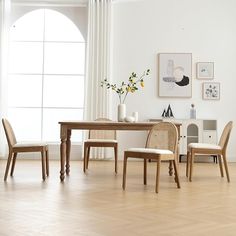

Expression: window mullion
xmin=41 ymin=9 xmax=46 ymax=141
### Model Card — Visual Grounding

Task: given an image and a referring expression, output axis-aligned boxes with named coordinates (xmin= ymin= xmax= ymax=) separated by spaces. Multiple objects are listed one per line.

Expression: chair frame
xmin=2 ymin=118 xmax=49 ymax=181
xmin=122 ymin=122 xmax=180 ymax=193
xmin=186 ymin=121 xmax=233 ymax=182
xmin=83 ymin=118 xmax=118 ymax=173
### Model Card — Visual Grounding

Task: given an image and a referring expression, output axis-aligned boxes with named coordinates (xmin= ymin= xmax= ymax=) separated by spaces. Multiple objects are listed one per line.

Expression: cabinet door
xmin=182 ymin=120 xmax=203 ymax=154
xmin=203 ymin=131 xmax=217 ymax=144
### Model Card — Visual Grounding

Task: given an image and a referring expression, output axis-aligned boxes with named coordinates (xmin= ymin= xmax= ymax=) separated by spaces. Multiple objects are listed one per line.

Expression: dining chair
xmin=122 ymin=122 xmax=180 ymax=193
xmin=83 ymin=118 xmax=118 ymax=173
xmin=2 ymin=118 xmax=49 ymax=181
xmin=186 ymin=121 xmax=233 ymax=182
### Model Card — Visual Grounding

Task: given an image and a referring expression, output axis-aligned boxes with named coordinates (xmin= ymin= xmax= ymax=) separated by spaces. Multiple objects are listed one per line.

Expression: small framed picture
xmin=197 ymin=62 xmax=214 ymax=79
xmin=202 ymin=82 xmax=220 ymax=100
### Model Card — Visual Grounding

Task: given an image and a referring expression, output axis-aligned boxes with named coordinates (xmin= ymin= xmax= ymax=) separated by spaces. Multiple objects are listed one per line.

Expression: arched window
xmin=8 ymin=9 xmax=85 ymax=142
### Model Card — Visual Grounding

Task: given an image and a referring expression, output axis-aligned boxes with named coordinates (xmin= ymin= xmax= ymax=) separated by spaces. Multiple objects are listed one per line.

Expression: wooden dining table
xmin=59 ymin=121 xmax=181 ymax=181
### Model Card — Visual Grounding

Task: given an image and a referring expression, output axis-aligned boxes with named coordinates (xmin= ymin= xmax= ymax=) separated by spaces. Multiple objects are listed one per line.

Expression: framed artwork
xmin=202 ymin=82 xmax=220 ymax=100
xmin=158 ymin=53 xmax=192 ymax=97
xmin=196 ymin=62 xmax=214 ymax=79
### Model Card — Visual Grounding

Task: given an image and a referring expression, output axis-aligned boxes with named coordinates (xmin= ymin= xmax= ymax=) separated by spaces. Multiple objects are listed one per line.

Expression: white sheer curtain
xmin=83 ymin=0 xmax=113 ymax=159
xmin=0 ymin=0 xmax=11 ymax=158
xmin=84 ymin=0 xmax=112 ymax=120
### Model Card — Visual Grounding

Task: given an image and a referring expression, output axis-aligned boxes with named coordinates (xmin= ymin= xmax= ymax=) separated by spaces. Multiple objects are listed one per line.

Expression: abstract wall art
xmin=158 ymin=53 xmax=192 ymax=97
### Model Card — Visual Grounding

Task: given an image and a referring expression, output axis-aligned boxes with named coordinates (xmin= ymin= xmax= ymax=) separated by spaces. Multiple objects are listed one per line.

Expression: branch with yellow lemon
xmin=101 ymin=69 xmax=150 ymax=104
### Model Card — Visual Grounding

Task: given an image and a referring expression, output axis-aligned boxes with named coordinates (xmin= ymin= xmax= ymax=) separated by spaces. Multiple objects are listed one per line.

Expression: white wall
xmin=112 ymin=0 xmax=236 ymax=161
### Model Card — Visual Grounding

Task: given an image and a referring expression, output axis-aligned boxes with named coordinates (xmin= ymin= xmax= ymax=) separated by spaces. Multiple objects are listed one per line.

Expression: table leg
xmin=60 ymin=124 xmax=67 ymax=181
xmin=66 ymin=129 xmax=71 ymax=175
xmin=169 ymin=160 xmax=173 ymax=176
xmin=60 ymin=137 xmax=66 ymax=181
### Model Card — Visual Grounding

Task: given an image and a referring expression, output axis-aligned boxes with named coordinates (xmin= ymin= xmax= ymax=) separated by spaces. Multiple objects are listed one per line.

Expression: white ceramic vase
xmin=118 ymin=104 xmax=126 ymax=122
xmin=132 ymin=112 xmax=138 ymax=122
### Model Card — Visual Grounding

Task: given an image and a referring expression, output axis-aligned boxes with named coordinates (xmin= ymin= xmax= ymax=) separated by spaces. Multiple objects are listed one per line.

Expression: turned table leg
xmin=169 ymin=160 xmax=173 ymax=176
xmin=66 ymin=129 xmax=71 ymax=175
xmin=60 ymin=138 xmax=66 ymax=181
xmin=60 ymin=124 xmax=67 ymax=181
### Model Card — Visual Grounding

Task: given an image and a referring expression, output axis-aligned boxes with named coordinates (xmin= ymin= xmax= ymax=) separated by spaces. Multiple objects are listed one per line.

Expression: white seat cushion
xmin=188 ymin=143 xmax=221 ymax=150
xmin=14 ymin=142 xmax=47 ymax=148
xmin=85 ymin=139 xmax=117 ymax=143
xmin=126 ymin=148 xmax=173 ymax=155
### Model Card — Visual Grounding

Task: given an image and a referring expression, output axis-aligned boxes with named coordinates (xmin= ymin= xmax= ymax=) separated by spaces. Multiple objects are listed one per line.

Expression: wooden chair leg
xmin=143 ymin=158 xmax=147 ymax=185
xmin=155 ymin=158 xmax=161 ymax=193
xmin=218 ymin=154 xmax=224 ymax=177
xmin=4 ymin=151 xmax=13 ymax=181
xmin=41 ymin=151 xmax=46 ymax=181
xmin=45 ymin=149 xmax=49 ymax=177
xmin=222 ymin=152 xmax=230 ymax=182
xmin=173 ymin=159 xmax=181 ymax=188
xmin=122 ymin=154 xmax=128 ymax=190
xmin=86 ymin=147 xmax=91 ymax=169
xmin=189 ymin=150 xmax=194 ymax=182
xmin=186 ymin=151 xmax=190 ymax=177
xmin=10 ymin=153 xmax=17 ymax=176
xmin=114 ymin=145 xmax=118 ymax=174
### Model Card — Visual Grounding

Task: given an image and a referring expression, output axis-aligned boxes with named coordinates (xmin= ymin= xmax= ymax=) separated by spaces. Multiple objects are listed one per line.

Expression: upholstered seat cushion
xmin=126 ymin=148 xmax=173 ymax=155
xmin=14 ymin=142 xmax=48 ymax=148
xmin=188 ymin=143 xmax=221 ymax=150
xmin=85 ymin=139 xmax=117 ymax=143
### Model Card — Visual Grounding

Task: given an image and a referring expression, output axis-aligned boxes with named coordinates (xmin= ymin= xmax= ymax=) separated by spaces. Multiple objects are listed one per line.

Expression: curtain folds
xmin=0 ymin=0 xmax=11 ymax=157
xmin=84 ymin=0 xmax=112 ymax=121
xmin=83 ymin=0 xmax=112 ymax=159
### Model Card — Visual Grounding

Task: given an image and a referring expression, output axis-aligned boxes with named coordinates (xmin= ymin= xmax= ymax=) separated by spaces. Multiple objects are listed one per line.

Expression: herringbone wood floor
xmin=0 ymin=160 xmax=236 ymax=236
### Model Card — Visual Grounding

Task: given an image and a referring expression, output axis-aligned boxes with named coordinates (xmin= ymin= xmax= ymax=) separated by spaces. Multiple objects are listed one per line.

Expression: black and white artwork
xmin=158 ymin=53 xmax=192 ymax=97
xmin=202 ymin=82 xmax=220 ymax=100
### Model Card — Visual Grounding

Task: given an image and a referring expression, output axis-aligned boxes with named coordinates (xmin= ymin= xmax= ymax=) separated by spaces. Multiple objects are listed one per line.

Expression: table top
xmin=58 ymin=121 xmax=181 ymax=131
